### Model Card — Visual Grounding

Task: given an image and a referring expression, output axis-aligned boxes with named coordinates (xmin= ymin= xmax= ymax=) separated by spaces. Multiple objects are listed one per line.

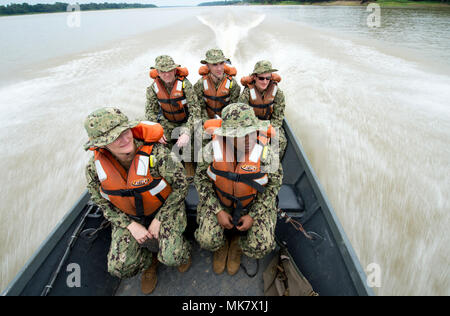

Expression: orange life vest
xmin=240 ymin=73 xmax=282 ymax=120
xmin=91 ymin=122 xmax=172 ymax=217
xmin=199 ymin=64 xmax=237 ymax=118
xmin=150 ymin=67 xmax=189 ymax=123
xmin=204 ymin=119 xmax=270 ymax=211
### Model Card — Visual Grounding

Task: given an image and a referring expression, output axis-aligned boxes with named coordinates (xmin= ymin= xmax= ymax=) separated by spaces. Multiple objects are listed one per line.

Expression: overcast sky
xmin=2 ymin=1 xmax=223 ymax=7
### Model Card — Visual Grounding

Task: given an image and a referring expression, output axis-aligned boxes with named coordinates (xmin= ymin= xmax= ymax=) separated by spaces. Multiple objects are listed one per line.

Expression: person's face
xmin=105 ymin=128 xmax=134 ymax=156
xmin=158 ymin=69 xmax=176 ymax=84
xmin=208 ymin=62 xmax=225 ymax=80
xmin=254 ymin=72 xmax=272 ymax=91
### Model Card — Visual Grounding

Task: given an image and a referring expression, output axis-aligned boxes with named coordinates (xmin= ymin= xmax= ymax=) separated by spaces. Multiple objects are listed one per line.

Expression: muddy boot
xmin=177 ymin=256 xmax=192 ymax=273
xmin=227 ymin=235 xmax=242 ymax=276
xmin=141 ymin=253 xmax=158 ymax=295
xmin=213 ymin=239 xmax=229 ymax=274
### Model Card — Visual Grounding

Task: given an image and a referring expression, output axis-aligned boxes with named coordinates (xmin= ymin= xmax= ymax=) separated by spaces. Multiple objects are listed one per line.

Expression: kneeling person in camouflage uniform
xmin=84 ymin=108 xmax=191 ymax=294
xmin=194 ymin=103 xmax=283 ymax=276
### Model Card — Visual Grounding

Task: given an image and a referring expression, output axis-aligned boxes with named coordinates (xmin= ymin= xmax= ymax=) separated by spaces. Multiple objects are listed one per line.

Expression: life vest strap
xmin=214 ymin=186 xmax=256 ymax=213
xmin=204 ymin=94 xmax=230 ymax=106
xmin=101 ymin=178 xmax=164 ymax=217
xmin=249 ymin=101 xmax=275 ymax=109
xmin=161 ymin=107 xmax=186 ymax=115
xmin=205 ymin=104 xmax=223 ymax=113
xmin=157 ymin=96 xmax=186 ymax=106
xmin=136 ymin=150 xmax=150 ymax=157
xmin=249 ymin=101 xmax=274 ymax=120
xmin=210 ymin=165 xmax=266 ymax=194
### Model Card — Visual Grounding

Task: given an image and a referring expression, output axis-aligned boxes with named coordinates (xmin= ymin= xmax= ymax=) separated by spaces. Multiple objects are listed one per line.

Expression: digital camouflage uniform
xmin=193 ymin=49 xmax=241 ymax=123
xmin=238 ymin=60 xmax=287 ymax=158
xmin=84 ymin=108 xmax=191 ymax=279
xmin=145 ymin=55 xmax=201 ymax=150
xmin=194 ymin=103 xmax=283 ymax=259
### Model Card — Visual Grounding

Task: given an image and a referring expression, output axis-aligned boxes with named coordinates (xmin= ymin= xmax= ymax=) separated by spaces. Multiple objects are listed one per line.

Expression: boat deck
xmin=115 ymin=242 xmax=277 ymax=296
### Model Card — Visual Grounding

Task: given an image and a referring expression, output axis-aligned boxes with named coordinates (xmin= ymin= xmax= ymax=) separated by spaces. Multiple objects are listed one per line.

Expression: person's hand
xmin=148 ymin=218 xmax=161 ymax=239
xmin=127 ymin=221 xmax=152 ymax=244
xmin=216 ymin=210 xmax=234 ymax=230
xmin=158 ymin=134 xmax=168 ymax=145
xmin=176 ymin=133 xmax=190 ymax=148
xmin=236 ymin=215 xmax=254 ymax=231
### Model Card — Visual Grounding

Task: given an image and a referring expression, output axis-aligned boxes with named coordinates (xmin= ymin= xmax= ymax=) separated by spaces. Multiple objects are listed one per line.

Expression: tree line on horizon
xmin=239 ymin=0 xmax=450 ymax=3
xmin=200 ymin=0 xmax=449 ymax=5
xmin=0 ymin=2 xmax=157 ymax=15
xmin=1 ymin=0 xmax=449 ymax=15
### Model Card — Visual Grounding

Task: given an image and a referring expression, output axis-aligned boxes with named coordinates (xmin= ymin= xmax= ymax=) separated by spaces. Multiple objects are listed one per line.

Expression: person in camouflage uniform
xmin=194 ymin=103 xmax=283 ymax=276
xmin=84 ymin=107 xmax=191 ymax=294
xmin=194 ymin=49 xmax=241 ymax=122
xmin=239 ymin=60 xmax=287 ymax=158
xmin=145 ymin=55 xmax=200 ymax=155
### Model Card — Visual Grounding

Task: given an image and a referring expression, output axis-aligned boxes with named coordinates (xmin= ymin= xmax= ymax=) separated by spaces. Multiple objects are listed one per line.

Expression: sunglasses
xmin=257 ymin=76 xmax=272 ymax=81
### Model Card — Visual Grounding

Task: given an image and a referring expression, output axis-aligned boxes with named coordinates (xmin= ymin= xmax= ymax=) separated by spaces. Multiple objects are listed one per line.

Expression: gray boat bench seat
xmin=185 ymin=184 xmax=303 ymax=214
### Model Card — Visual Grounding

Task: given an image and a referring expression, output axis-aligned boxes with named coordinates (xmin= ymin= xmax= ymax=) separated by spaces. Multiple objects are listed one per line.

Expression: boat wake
xmin=196 ymin=10 xmax=265 ymax=65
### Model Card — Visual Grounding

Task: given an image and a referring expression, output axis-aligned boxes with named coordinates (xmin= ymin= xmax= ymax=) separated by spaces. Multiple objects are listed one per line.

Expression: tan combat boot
xmin=227 ymin=235 xmax=242 ymax=276
xmin=177 ymin=256 xmax=192 ymax=273
xmin=213 ymin=239 xmax=229 ymax=274
xmin=184 ymin=162 xmax=195 ymax=178
xmin=141 ymin=253 xmax=158 ymax=295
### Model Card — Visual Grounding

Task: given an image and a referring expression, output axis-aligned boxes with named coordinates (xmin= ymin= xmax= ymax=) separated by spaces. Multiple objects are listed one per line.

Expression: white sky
xmin=2 ymin=1 xmax=226 ymax=7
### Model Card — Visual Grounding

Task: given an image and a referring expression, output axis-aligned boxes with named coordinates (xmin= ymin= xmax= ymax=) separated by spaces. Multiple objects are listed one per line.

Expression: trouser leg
xmin=239 ymin=210 xmax=277 ymax=259
xmin=194 ymin=204 xmax=227 ymax=252
xmin=158 ymin=204 xmax=191 ymax=266
xmin=107 ymin=225 xmax=153 ymax=279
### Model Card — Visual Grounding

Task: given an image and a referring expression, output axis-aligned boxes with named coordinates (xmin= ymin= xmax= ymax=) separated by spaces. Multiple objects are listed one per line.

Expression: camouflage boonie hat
xmin=200 ymin=48 xmax=230 ymax=64
xmin=151 ymin=55 xmax=180 ymax=72
xmin=83 ymin=107 xmax=138 ymax=150
xmin=214 ymin=103 xmax=270 ymax=138
xmin=252 ymin=60 xmax=278 ymax=75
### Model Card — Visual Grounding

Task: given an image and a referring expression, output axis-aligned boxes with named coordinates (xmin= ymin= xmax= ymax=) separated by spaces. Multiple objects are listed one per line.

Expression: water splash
xmin=196 ymin=10 xmax=265 ymax=64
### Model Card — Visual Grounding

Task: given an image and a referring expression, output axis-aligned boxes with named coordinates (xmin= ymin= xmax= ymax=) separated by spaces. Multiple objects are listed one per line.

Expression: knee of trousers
xmin=240 ymin=218 xmax=276 ymax=259
xmin=158 ymin=236 xmax=190 ymax=267
xmin=194 ymin=208 xmax=225 ymax=252
xmin=107 ymin=247 xmax=152 ymax=279
xmin=195 ymin=225 xmax=224 ymax=252
xmin=107 ymin=227 xmax=152 ymax=279
xmin=241 ymin=236 xmax=276 ymax=259
xmin=195 ymin=230 xmax=224 ymax=252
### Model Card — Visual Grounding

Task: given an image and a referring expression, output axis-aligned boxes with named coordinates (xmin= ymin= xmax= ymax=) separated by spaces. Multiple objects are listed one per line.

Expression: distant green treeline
xmin=198 ymin=1 xmax=242 ymax=5
xmin=0 ymin=2 xmax=157 ymax=16
xmin=198 ymin=0 xmax=450 ymax=5
xmin=240 ymin=0 xmax=449 ymax=3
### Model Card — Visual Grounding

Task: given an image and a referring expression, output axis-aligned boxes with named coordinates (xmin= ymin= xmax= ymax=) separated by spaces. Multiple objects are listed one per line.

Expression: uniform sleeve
xmin=238 ymin=86 xmax=250 ymax=104
xmin=247 ymin=147 xmax=283 ymax=219
xmin=153 ymin=144 xmax=189 ymax=223
xmin=145 ymin=84 xmax=160 ymax=123
xmin=270 ymin=88 xmax=286 ymax=128
xmin=194 ymin=78 xmax=210 ymax=123
xmin=194 ymin=143 xmax=223 ymax=215
xmin=230 ymin=78 xmax=241 ymax=104
xmin=85 ymin=157 xmax=133 ymax=229
xmin=181 ymin=79 xmax=201 ymax=135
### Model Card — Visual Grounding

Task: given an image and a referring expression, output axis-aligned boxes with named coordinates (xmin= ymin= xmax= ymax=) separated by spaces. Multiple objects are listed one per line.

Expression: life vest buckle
xmin=227 ymin=172 xmax=241 ymax=183
xmin=118 ymin=188 xmax=134 ymax=196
